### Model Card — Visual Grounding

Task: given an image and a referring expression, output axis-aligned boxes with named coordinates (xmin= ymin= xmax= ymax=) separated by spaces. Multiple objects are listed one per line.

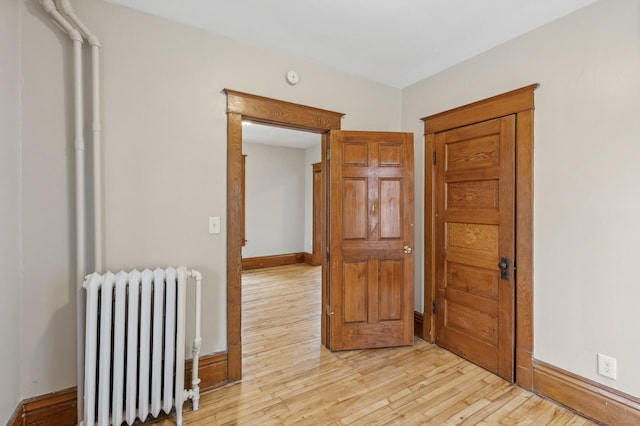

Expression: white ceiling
xmin=242 ymin=122 xmax=321 ymax=149
xmin=104 ymin=0 xmax=595 ymax=88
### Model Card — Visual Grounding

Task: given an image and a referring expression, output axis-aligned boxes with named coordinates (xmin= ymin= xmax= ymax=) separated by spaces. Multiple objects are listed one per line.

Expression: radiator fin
xmin=138 ymin=269 xmax=152 ymax=422
xmin=97 ymin=272 xmax=115 ymax=425
xmin=163 ymin=268 xmax=177 ymax=414
xmin=111 ymin=272 xmax=128 ymax=426
xmin=125 ymin=270 xmax=140 ymax=425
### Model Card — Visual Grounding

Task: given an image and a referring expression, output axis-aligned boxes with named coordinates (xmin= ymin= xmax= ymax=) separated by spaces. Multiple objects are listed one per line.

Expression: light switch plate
xmin=209 ymin=216 xmax=221 ymax=234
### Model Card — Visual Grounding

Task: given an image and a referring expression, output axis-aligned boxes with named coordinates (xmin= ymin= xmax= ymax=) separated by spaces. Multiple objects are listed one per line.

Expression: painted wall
xmin=0 ymin=0 xmax=22 ymax=420
xmin=403 ymin=0 xmax=640 ymax=397
xmin=242 ymin=143 xmax=306 ymax=258
xmin=17 ymin=0 xmax=401 ymax=399
xmin=304 ymin=144 xmax=322 ymax=254
xmin=20 ymin=0 xmax=77 ymax=399
xmin=18 ymin=0 xmax=635 ymax=405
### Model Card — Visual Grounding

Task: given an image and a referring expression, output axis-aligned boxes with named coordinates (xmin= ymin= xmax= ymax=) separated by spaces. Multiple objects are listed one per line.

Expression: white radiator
xmin=83 ymin=266 xmax=203 ymax=426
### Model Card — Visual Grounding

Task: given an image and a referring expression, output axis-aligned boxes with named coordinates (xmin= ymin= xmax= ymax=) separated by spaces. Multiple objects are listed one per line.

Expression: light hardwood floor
xmin=155 ymin=264 xmax=595 ymax=425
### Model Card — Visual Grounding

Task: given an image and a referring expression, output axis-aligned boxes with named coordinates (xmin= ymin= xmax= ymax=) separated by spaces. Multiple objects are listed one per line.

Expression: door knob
xmin=403 ymin=245 xmax=413 ymax=254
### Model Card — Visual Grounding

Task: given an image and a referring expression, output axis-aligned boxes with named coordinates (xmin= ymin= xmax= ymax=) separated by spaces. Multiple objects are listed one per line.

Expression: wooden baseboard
xmin=516 ymin=348 xmax=533 ymax=390
xmin=10 ymin=387 xmax=78 ymax=425
xmin=303 ymin=252 xmax=313 ymax=265
xmin=11 ymin=352 xmax=228 ymax=425
xmin=242 ymin=252 xmax=306 ymax=270
xmin=414 ymin=311 xmax=424 ymax=339
xmin=185 ymin=351 xmax=228 ymax=391
xmin=8 ymin=405 xmax=22 ymax=426
xmin=532 ymin=359 xmax=640 ymax=425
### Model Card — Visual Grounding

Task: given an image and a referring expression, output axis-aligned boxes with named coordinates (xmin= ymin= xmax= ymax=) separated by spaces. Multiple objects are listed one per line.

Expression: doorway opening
xmin=239 ymin=122 xmax=323 ymax=367
xmin=241 ymin=122 xmax=322 ymax=269
xmin=224 ymin=89 xmax=344 ymax=381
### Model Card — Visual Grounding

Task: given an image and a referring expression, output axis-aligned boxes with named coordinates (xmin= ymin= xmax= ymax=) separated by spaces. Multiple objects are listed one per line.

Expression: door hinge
xmin=326 ymin=149 xmax=331 ymax=161
xmin=432 ymin=300 xmax=436 ymax=314
xmin=326 ymin=251 xmax=330 ymax=262
xmin=432 ymin=151 xmax=436 ymax=165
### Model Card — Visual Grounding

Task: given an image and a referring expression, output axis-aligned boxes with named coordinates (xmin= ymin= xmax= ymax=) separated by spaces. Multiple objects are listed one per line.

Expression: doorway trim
xmin=224 ymin=89 xmax=344 ymax=380
xmin=421 ymin=84 xmax=537 ymax=389
xmin=311 ymin=162 xmax=323 ymax=266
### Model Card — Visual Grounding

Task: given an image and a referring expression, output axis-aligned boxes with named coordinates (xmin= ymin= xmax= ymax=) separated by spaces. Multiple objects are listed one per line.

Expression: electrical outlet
xmin=597 ymin=353 xmax=617 ymax=379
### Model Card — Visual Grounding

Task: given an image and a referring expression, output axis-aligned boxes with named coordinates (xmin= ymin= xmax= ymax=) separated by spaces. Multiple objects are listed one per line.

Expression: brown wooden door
xmin=434 ymin=116 xmax=516 ymax=381
xmin=327 ymin=131 xmax=414 ymax=350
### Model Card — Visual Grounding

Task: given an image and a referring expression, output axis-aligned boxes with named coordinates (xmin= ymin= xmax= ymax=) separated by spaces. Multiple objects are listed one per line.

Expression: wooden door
xmin=327 ymin=131 xmax=414 ymax=350
xmin=434 ymin=116 xmax=515 ymax=381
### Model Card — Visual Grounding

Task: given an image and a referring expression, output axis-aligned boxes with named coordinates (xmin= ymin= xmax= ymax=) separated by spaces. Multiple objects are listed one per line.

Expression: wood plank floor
xmin=154 ymin=264 xmax=595 ymax=425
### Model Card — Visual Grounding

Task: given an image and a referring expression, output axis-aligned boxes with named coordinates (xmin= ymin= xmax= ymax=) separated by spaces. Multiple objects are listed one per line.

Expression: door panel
xmin=343 ymin=261 xmax=368 ymax=323
xmin=380 ymin=179 xmax=402 ymax=239
xmin=435 ymin=116 xmax=515 ymax=381
xmin=328 ymin=131 xmax=414 ymax=350
xmin=342 ymin=179 xmax=368 ymax=239
xmin=379 ymin=260 xmax=403 ymax=321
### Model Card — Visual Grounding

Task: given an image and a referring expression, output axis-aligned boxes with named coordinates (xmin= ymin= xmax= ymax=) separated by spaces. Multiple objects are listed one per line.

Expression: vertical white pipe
xmin=73 ymin=37 xmax=85 ymax=290
xmin=38 ymin=4 xmax=86 ymax=279
xmin=91 ymin=44 xmax=103 ymax=273
xmin=38 ymin=2 xmax=87 ymax=423
xmin=190 ymin=269 xmax=203 ymax=411
xmin=72 ymin=34 xmax=87 ymax=426
xmin=44 ymin=4 xmax=103 ymax=423
xmin=57 ymin=0 xmax=103 ymax=273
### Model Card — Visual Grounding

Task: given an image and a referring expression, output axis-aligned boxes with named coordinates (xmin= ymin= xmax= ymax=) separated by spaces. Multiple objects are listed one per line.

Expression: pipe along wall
xmin=39 ymin=0 xmax=103 ymax=422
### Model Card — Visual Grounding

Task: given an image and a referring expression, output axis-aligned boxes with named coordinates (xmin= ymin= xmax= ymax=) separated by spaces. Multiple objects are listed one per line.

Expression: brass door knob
xmin=403 ymin=245 xmax=413 ymax=254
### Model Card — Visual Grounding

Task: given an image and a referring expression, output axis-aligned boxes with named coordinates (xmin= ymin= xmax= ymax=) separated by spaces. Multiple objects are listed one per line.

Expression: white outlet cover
xmin=597 ymin=353 xmax=617 ymax=380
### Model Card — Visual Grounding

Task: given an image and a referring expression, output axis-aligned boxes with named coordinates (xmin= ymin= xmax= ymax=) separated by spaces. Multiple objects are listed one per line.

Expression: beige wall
xmin=18 ymin=0 xmax=401 ymax=399
xmin=1 ymin=0 xmax=22 ymax=421
xmin=403 ymin=0 xmax=640 ymax=397
xmin=14 ymin=0 xmax=639 ymax=407
xmin=20 ymin=0 xmax=76 ymax=399
xmin=242 ymin=143 xmax=306 ymax=258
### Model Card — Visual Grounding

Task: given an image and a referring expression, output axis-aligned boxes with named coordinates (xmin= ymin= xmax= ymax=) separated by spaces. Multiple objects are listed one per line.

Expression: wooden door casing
xmin=423 ymin=85 xmax=536 ymax=389
xmin=241 ymin=154 xmax=247 ymax=246
xmin=434 ymin=116 xmax=515 ymax=381
xmin=328 ymin=131 xmax=414 ymax=350
xmin=312 ymin=162 xmax=323 ymax=266
xmin=225 ymin=89 xmax=345 ymax=380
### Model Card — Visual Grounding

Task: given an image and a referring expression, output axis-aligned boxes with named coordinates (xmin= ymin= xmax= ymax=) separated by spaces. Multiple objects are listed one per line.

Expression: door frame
xmin=311 ymin=162 xmax=323 ymax=266
xmin=422 ymin=84 xmax=538 ymax=389
xmin=224 ymin=89 xmax=344 ymax=381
